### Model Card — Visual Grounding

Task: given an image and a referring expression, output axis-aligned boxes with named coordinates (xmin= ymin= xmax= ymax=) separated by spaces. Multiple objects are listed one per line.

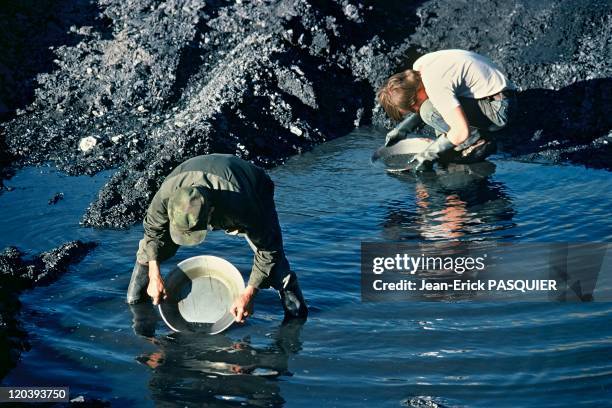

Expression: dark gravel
xmin=0 ymin=0 xmax=610 ymax=225
xmin=0 ymin=0 xmax=422 ymax=228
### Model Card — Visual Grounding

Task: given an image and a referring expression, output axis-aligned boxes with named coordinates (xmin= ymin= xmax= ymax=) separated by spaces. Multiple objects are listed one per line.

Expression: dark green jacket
xmin=142 ymin=154 xmax=284 ymax=288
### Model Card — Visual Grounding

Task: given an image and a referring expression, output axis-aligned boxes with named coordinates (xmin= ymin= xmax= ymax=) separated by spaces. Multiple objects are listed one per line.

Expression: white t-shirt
xmin=413 ymin=49 xmax=515 ymax=117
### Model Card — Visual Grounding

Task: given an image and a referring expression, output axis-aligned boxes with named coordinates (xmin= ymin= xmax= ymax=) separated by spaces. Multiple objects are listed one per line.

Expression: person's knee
xmin=487 ymin=114 xmax=511 ymax=132
xmin=418 ymin=99 xmax=436 ymax=125
xmin=419 ymin=99 xmax=449 ymax=134
xmin=487 ymin=121 xmax=507 ymax=132
xmin=485 ymin=97 xmax=516 ymax=130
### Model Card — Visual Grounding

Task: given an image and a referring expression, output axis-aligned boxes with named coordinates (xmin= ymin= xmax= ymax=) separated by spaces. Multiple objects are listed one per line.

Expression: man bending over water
xmin=377 ymin=49 xmax=516 ymax=170
xmin=126 ymin=154 xmax=308 ymax=322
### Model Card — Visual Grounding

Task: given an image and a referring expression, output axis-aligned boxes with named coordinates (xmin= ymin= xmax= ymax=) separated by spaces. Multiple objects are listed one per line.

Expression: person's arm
xmin=141 ymin=189 xmax=170 ymax=305
xmin=409 ymin=104 xmax=468 ymax=171
xmin=406 ymin=85 xmax=470 ymax=171
xmin=385 ymin=113 xmax=422 ymax=146
xmin=440 ymin=105 xmax=470 ymax=146
xmin=230 ymin=231 xmax=277 ymax=323
xmin=229 ymin=285 xmax=258 ymax=323
xmin=244 ymin=180 xmax=284 ymax=290
xmin=247 ymin=231 xmax=283 ymax=289
xmin=146 ymin=260 xmax=167 ymax=305
xmin=424 ymin=77 xmax=470 ymax=145
xmin=230 ymin=203 xmax=284 ymax=322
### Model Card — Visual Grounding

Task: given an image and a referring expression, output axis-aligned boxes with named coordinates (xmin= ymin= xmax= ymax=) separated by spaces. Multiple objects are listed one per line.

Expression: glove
xmin=384 ymin=127 xmax=405 ymax=147
xmin=406 ymin=155 xmax=433 ymax=172
xmin=454 ymin=127 xmax=481 ymax=151
xmin=409 ymin=135 xmax=455 ymax=171
xmin=384 ymin=114 xmax=422 ymax=146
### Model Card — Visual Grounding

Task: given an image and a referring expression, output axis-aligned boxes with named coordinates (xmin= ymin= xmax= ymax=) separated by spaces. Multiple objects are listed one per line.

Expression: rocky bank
xmin=1 ymin=0 xmax=610 ymax=229
xmin=0 ymin=241 xmax=97 ymax=379
xmin=0 ymin=0 xmax=422 ymax=228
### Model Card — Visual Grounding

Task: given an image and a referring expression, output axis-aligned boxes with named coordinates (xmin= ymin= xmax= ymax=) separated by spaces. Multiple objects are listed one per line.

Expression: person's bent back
xmin=377 ymin=49 xmax=517 ymax=170
xmin=126 ymin=154 xmax=308 ymax=323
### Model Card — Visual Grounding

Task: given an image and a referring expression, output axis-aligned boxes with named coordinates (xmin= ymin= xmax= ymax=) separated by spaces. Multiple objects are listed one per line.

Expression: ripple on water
xmin=1 ymin=128 xmax=611 ymax=407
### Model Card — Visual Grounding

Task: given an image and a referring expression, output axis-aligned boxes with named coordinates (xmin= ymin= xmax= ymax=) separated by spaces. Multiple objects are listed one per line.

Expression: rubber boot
xmin=279 ymin=272 xmax=308 ymax=321
xmin=126 ymin=261 xmax=149 ymax=304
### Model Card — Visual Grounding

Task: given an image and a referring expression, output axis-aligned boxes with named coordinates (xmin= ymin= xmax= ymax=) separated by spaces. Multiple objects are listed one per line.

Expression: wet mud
xmin=1 ymin=0 xmax=610 ymax=228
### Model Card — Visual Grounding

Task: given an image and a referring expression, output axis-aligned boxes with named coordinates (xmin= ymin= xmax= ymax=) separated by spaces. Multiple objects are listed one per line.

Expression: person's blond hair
xmin=376 ymin=70 xmax=422 ymax=121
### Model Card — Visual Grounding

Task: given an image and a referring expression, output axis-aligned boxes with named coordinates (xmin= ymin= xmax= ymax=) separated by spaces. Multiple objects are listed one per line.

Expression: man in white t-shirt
xmin=377 ymin=49 xmax=516 ymax=170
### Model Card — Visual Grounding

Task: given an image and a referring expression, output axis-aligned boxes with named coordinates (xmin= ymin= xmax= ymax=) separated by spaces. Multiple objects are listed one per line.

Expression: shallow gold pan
xmin=158 ymin=255 xmax=245 ymax=334
xmin=371 ymin=137 xmax=433 ymax=171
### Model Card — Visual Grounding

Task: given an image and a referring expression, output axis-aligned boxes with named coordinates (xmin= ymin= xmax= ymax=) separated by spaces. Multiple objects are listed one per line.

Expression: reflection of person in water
xmin=382 ymin=161 xmax=515 ymax=241
xmin=380 ymin=162 xmax=515 ymax=301
xmin=129 ymin=303 xmax=303 ymax=407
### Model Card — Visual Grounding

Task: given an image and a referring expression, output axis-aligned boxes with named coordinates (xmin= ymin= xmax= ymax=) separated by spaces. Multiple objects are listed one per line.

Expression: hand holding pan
xmin=371 ymin=137 xmax=434 ymax=172
xmin=158 ymin=255 xmax=245 ymax=335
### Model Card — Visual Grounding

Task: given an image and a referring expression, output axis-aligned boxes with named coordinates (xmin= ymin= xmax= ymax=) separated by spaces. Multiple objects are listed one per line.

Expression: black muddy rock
xmin=1 ymin=0 xmax=422 ymax=228
xmin=49 ymin=192 xmax=65 ymax=205
xmin=0 ymin=0 xmax=610 ymax=229
xmin=0 ymin=240 xmax=97 ymax=380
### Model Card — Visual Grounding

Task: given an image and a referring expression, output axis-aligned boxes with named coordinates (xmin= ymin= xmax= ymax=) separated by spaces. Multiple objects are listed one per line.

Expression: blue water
xmin=1 ymin=128 xmax=611 ymax=407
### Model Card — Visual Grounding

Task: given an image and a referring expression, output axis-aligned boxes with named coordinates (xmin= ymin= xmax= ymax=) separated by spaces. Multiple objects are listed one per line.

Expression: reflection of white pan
xmin=371 ymin=137 xmax=433 ymax=172
xmin=159 ymin=255 xmax=245 ymax=334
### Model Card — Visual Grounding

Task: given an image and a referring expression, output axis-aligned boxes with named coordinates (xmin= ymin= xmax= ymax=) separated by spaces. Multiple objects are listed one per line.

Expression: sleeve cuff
xmin=145 ymin=243 xmax=159 ymax=262
xmin=247 ymin=270 xmax=268 ymax=289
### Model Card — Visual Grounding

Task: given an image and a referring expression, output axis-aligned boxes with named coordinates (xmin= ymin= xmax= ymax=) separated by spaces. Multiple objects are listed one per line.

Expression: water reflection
xmin=129 ymin=304 xmax=303 ymax=407
xmin=383 ymin=162 xmax=516 ymax=241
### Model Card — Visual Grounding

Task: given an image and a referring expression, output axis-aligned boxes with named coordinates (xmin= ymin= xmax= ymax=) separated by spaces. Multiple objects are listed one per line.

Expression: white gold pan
xmin=371 ymin=137 xmax=433 ymax=171
xmin=158 ymin=255 xmax=245 ymax=334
